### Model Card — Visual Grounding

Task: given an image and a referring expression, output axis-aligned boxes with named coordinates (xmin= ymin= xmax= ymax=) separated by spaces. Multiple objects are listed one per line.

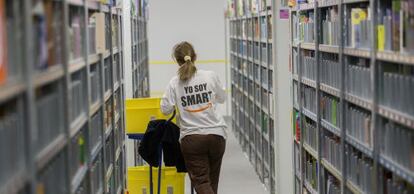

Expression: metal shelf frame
xmin=227 ymin=0 xmax=275 ymax=192
xmin=0 ymin=1 xmax=129 ymax=194
xmin=290 ymin=0 xmax=414 ymax=193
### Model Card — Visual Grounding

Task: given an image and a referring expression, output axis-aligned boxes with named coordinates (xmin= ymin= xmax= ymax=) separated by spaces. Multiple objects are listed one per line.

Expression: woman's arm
xmin=160 ymin=80 xmax=176 ymax=115
xmin=213 ymin=73 xmax=226 ymax=104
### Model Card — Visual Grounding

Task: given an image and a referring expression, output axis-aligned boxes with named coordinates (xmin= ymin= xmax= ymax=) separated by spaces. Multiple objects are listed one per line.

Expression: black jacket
xmin=138 ymin=115 xmax=187 ymax=172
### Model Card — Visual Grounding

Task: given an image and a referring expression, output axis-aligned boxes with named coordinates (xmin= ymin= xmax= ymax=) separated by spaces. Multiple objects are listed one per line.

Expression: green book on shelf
xmin=332 ymin=100 xmax=337 ymax=126
xmin=392 ymin=0 xmax=401 ymax=51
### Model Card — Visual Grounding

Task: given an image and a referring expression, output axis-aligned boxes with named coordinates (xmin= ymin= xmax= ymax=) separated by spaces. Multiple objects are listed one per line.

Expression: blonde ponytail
xmin=178 ymin=60 xmax=197 ymax=81
xmin=172 ymin=41 xmax=197 ymax=81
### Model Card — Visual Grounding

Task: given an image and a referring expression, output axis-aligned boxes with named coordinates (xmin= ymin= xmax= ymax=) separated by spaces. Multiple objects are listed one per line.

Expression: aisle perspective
xmin=227 ymin=0 xmax=276 ymax=193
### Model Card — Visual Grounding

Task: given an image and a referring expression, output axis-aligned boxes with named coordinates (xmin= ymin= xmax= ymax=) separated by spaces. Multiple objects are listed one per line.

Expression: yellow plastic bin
xmin=127 ymin=166 xmax=185 ymax=194
xmin=126 ymin=97 xmax=176 ymax=134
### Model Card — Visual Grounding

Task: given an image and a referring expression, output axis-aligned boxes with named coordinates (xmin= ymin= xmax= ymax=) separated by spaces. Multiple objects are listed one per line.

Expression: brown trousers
xmin=180 ymin=134 xmax=226 ymax=194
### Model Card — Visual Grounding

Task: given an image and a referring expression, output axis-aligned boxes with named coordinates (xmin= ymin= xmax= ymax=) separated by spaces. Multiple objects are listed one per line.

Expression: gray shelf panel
xmin=105 ymin=164 xmax=114 ymax=181
xmin=114 ymin=82 xmax=120 ymax=92
xmin=113 ymin=47 xmax=119 ymax=55
xmin=346 ymin=180 xmax=364 ymax=194
xmin=303 ymin=108 xmax=317 ymax=122
xmin=96 ymin=188 xmax=104 ymax=194
xmin=103 ymin=50 xmax=111 ymax=59
xmin=321 ymin=159 xmax=343 ymax=181
xmin=101 ymin=4 xmax=110 ymax=13
xmin=346 ymin=134 xmax=373 ymax=158
xmin=303 ymin=143 xmax=318 ymax=159
xmin=115 ymin=113 xmax=121 ymax=124
xmin=343 ymin=0 xmax=369 ymax=4
xmin=69 ymin=59 xmax=87 ymax=74
xmin=318 ymin=0 xmax=340 ymax=8
xmin=295 ymin=172 xmax=301 ymax=181
xmin=88 ymin=54 xmax=100 ymax=65
xmin=319 ymin=44 xmax=339 ymax=54
xmin=69 ymin=114 xmax=88 ymax=138
xmin=296 ymin=3 xmax=315 ymax=11
xmin=321 ymin=119 xmax=341 ymax=137
xmin=35 ymin=134 xmax=67 ymax=171
xmin=320 ymin=83 xmax=340 ymax=98
xmin=378 ymin=105 xmax=414 ymax=129
xmin=104 ymin=91 xmax=112 ymax=102
xmin=376 ymin=51 xmax=414 ymax=65
xmin=301 ymin=43 xmax=316 ymax=51
xmin=105 ymin=125 xmax=113 ymax=141
xmin=90 ymin=140 xmax=103 ymax=163
xmin=302 ymin=77 xmax=317 ymax=89
xmin=343 ymin=48 xmax=370 ymax=58
xmin=116 ymin=186 xmax=122 ymax=194
xmin=67 ymin=0 xmax=84 ymax=7
xmin=0 ymin=170 xmax=26 ymax=194
xmin=0 ymin=81 xmax=26 ymax=104
xmin=304 ymin=180 xmax=317 ymax=194
xmin=34 ymin=65 xmax=65 ymax=88
xmin=345 ymin=93 xmax=373 ymax=110
xmin=86 ymin=0 xmax=100 ymax=10
xmin=115 ymin=147 xmax=122 ymax=162
xmin=70 ymin=165 xmax=88 ymax=194
xmin=379 ymin=155 xmax=414 ymax=185
xmin=90 ymin=101 xmax=101 ymax=117
xmin=293 ymin=74 xmax=299 ymax=82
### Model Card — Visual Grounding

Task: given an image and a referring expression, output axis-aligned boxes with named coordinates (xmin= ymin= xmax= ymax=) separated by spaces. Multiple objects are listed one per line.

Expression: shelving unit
xmin=131 ymin=0 xmax=149 ymax=99
xmin=0 ymin=0 xmax=127 ymax=194
xmin=291 ymin=0 xmax=414 ymax=194
xmin=227 ymin=0 xmax=276 ymax=192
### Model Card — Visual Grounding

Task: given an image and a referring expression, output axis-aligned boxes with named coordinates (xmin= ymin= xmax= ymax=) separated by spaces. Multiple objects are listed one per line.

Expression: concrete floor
xmin=184 ymin=129 xmax=268 ymax=194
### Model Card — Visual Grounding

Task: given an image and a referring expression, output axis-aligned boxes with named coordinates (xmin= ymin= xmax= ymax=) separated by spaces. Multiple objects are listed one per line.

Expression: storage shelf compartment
xmin=321 ymin=159 xmax=342 ymax=182
xmin=69 ymin=125 xmax=87 ymax=183
xmin=34 ymin=65 xmax=64 ymax=88
xmin=69 ymin=58 xmax=87 ymax=74
xmin=0 ymin=81 xmax=26 ymax=104
xmin=37 ymin=151 xmax=68 ymax=194
xmin=70 ymin=165 xmax=88 ymax=194
xmin=35 ymin=81 xmax=65 ymax=156
xmin=0 ymin=170 xmax=27 ymax=194
xmin=36 ymin=134 xmax=67 ymax=171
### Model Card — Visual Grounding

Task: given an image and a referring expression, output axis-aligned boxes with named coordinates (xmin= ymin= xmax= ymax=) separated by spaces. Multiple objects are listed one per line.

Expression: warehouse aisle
xmin=185 ymin=126 xmax=268 ymax=194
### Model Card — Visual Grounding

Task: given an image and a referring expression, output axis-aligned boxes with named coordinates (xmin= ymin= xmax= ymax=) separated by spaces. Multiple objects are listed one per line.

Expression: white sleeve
xmin=160 ymin=80 xmax=176 ymax=115
xmin=213 ymin=73 xmax=226 ymax=104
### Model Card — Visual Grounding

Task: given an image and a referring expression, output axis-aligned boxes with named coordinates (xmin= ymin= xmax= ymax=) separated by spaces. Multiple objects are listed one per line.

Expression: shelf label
xmin=280 ymin=9 xmax=289 ymax=20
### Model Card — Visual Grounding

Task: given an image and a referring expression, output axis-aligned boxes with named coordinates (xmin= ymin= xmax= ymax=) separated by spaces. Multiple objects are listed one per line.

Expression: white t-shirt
xmin=160 ymin=70 xmax=227 ymax=140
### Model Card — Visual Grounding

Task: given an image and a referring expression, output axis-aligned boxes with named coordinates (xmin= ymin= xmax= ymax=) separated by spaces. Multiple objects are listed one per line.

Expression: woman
xmin=160 ymin=41 xmax=227 ymax=194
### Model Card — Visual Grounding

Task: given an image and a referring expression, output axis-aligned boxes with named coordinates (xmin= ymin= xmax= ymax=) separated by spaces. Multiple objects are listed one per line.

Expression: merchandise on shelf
xmin=322 ymin=131 xmax=342 ymax=172
xmin=37 ymin=152 xmax=68 ymax=194
xmin=0 ymin=0 xmax=6 ymax=85
xmin=91 ymin=12 xmax=106 ymax=54
xmin=69 ymin=7 xmax=85 ymax=61
xmin=380 ymin=63 xmax=414 ymax=116
xmin=304 ymin=153 xmax=318 ymax=191
xmin=320 ymin=53 xmax=340 ymax=89
xmin=346 ymin=104 xmax=372 ymax=148
xmin=377 ymin=0 xmax=414 ymax=53
xmin=35 ymin=83 xmax=64 ymax=154
xmin=347 ymin=6 xmax=371 ymax=49
xmin=0 ymin=100 xmax=25 ymax=189
xmin=345 ymin=144 xmax=374 ymax=193
xmin=321 ymin=6 xmax=339 ymax=46
xmin=346 ymin=56 xmax=371 ymax=100
xmin=321 ymin=93 xmax=341 ymax=128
